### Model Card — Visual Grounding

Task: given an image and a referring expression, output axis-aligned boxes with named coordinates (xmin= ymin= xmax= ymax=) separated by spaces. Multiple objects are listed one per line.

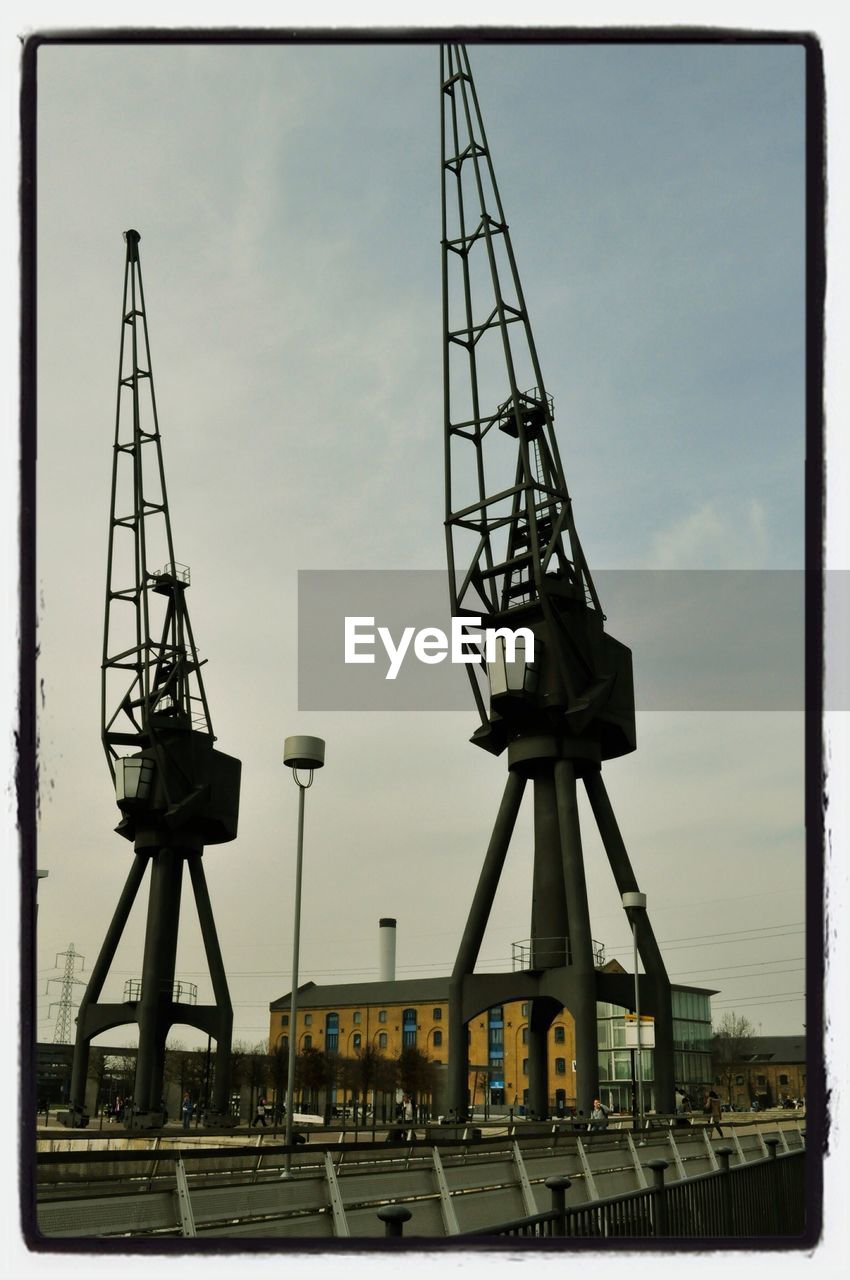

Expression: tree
xmin=340 ymin=1044 xmax=392 ymax=1124
xmin=296 ymin=1046 xmax=328 ymax=1113
xmin=163 ymin=1039 xmax=208 ymax=1113
xmin=268 ymin=1038 xmax=289 ymax=1122
xmin=396 ymin=1047 xmax=438 ymax=1119
xmin=711 ymin=1012 xmax=755 ymax=1104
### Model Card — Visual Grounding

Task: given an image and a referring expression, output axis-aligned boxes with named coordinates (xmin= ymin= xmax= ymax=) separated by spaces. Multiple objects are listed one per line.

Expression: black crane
xmin=440 ymin=45 xmax=675 ymax=1119
xmin=61 ymin=231 xmax=241 ymax=1128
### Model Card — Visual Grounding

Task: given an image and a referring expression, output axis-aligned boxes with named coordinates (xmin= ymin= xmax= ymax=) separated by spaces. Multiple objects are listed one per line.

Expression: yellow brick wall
xmin=270 ymin=997 xmax=579 ymax=1108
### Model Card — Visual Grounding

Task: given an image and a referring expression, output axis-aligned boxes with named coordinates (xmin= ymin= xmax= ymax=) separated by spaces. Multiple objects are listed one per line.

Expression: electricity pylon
xmin=47 ymin=943 xmax=86 ymax=1044
xmin=440 ymin=44 xmax=674 ymax=1119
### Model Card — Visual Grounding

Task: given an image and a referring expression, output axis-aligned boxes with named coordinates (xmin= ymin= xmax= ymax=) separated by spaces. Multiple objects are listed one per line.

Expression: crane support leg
xmin=134 ymin=847 xmax=184 ymax=1115
xmin=68 ymin=852 xmax=149 ymax=1112
xmin=584 ymin=769 xmax=675 ymax=1112
xmin=448 ymin=771 xmax=526 ymax=1118
xmin=555 ymin=759 xmax=599 ymax=1115
xmin=188 ymin=853 xmax=234 ymax=1117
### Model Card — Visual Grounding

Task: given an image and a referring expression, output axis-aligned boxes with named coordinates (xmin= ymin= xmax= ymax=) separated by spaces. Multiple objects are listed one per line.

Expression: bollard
xmin=716 ymin=1146 xmax=734 ymax=1236
xmin=646 ymin=1159 xmax=669 ymax=1237
xmin=377 ymin=1204 xmax=412 ymax=1238
xmin=545 ymin=1176 xmax=572 ymax=1236
xmin=763 ymin=1137 xmax=781 ymax=1234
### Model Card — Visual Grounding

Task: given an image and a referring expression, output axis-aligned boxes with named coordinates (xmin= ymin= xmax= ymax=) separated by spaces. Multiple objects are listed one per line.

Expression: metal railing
xmin=512 ymin=936 xmax=606 ymax=970
xmin=121 ymin=979 xmax=198 ymax=1005
xmin=36 ymin=1120 xmax=806 ymax=1240
xmin=459 ymin=1141 xmax=805 ymax=1240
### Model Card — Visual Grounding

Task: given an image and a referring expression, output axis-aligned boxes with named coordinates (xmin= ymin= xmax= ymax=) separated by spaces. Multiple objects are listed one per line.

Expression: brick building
xmin=268 ymin=969 xmax=714 ymax=1117
xmin=715 ymin=1035 xmax=806 ymax=1109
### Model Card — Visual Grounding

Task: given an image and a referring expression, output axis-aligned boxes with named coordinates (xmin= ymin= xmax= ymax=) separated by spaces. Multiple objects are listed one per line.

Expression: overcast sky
xmin=32 ymin=37 xmax=808 ymax=1049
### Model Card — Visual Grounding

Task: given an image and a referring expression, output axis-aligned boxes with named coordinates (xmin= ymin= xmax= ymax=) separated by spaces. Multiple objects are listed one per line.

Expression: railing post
xmin=377 ymin=1204 xmax=412 ymax=1238
xmin=716 ymin=1145 xmax=734 ymax=1236
xmin=647 ymin=1159 xmax=669 ymax=1237
xmin=545 ymin=1175 xmax=572 ymax=1235
xmin=763 ymin=1136 xmax=781 ymax=1235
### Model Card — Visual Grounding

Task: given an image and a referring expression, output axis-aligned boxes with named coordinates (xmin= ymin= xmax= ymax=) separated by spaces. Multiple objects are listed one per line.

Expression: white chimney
xmin=379 ymin=917 xmax=397 ymax=982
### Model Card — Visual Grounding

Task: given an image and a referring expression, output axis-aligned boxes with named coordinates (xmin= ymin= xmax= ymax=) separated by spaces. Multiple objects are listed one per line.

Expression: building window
xmin=555 ymin=1058 xmax=566 ymax=1075
xmin=353 ymin=1011 xmax=361 ymax=1025
xmin=378 ymin=1010 xmax=387 ymax=1024
xmin=521 ymin=1003 xmax=529 ymax=1016
xmin=554 ymin=1025 xmax=565 ymax=1044
xmin=281 ymin=1014 xmax=289 ymax=1027
xmin=779 ymin=1074 xmax=788 ymax=1086
xmin=756 ymin=1075 xmax=766 ymax=1086
xmin=433 ymin=1029 xmax=442 ymax=1047
xmin=280 ymin=1035 xmax=288 ymax=1052
xmin=522 ymin=1027 xmax=528 ymax=1045
xmin=433 ymin=1007 xmax=442 ymax=1020
xmin=402 ymin=1008 xmax=417 ymax=1048
xmin=325 ymin=1012 xmax=339 ymax=1053
xmin=522 ymin=1058 xmax=528 ymax=1075
xmin=378 ymin=1032 xmax=387 ymax=1050
xmin=735 ymin=1075 xmax=744 ymax=1085
xmin=352 ymin=1033 xmax=361 ymax=1050
xmin=304 ymin=1013 xmax=313 ymax=1026
xmin=303 ymin=1035 xmax=312 ymax=1049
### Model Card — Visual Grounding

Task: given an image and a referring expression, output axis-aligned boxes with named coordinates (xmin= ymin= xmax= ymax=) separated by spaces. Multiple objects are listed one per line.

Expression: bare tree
xmin=296 ymin=1046 xmax=329 ymax=1114
xmin=711 ymin=1012 xmax=755 ymax=1103
xmin=268 ymin=1038 xmax=288 ymax=1123
xmin=396 ymin=1047 xmax=438 ymax=1120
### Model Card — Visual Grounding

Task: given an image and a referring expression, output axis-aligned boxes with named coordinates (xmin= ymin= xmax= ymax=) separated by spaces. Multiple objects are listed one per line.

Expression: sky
xmin=29 ymin=36 xmax=811 ymax=1054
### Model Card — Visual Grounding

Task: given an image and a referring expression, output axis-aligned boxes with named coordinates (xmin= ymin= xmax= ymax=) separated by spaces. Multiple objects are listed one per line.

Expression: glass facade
xmin=595 ymin=992 xmax=712 ymax=1111
xmin=488 ymin=1005 xmax=505 ymax=1102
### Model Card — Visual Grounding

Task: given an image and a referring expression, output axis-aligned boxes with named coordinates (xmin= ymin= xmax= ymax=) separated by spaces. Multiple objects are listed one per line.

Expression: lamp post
xmin=280 ymin=735 xmax=325 ymax=1179
xmin=622 ymin=891 xmax=647 ymax=1128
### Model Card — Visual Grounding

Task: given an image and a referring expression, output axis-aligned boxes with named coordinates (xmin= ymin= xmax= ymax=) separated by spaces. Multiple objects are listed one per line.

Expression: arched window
xmin=378 ymin=1032 xmax=388 ymax=1050
xmin=352 ymin=1032 xmax=361 ymax=1050
xmin=303 ymin=1034 xmax=312 ymax=1050
xmin=325 ymin=1012 xmax=339 ymax=1053
xmin=433 ymin=1029 xmax=443 ymax=1047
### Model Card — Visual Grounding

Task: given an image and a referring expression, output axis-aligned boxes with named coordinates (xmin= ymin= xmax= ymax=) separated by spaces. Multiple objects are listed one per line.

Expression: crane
xmin=61 ymin=230 xmax=241 ymax=1128
xmin=440 ymin=45 xmax=675 ymax=1120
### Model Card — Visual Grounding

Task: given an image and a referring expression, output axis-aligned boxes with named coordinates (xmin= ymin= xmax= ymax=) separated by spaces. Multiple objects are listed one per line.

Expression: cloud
xmin=648 ymin=498 xmax=770 ymax=569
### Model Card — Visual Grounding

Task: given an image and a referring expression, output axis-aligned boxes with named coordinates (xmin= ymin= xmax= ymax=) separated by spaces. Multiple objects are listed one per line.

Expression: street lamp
xmin=281 ymin=734 xmax=325 ymax=1179
xmin=622 ymin=891 xmax=646 ymax=1128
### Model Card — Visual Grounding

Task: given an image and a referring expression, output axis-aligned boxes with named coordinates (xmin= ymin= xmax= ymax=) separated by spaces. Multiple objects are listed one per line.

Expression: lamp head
xmin=283 ymin=735 xmax=326 ymax=771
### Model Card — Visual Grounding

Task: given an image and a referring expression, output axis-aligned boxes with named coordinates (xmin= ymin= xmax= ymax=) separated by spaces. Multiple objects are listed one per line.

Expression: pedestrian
xmin=251 ymin=1097 xmax=268 ymax=1127
xmin=675 ymin=1087 xmax=684 ymax=1116
xmin=181 ymin=1092 xmax=194 ymax=1131
xmin=588 ymin=1098 xmax=610 ymax=1131
xmin=705 ymin=1088 xmax=724 ymax=1138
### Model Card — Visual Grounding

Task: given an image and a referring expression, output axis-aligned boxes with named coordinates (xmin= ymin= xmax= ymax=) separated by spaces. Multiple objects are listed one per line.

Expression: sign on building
xmin=624 ymin=1014 xmax=656 ymax=1049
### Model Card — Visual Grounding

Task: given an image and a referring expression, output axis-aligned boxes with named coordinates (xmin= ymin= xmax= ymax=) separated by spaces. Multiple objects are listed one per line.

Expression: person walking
xmin=705 ymin=1088 xmax=724 ymax=1138
xmin=251 ymin=1097 xmax=268 ymax=1128
xmin=588 ymin=1098 xmax=610 ymax=1131
xmin=181 ymin=1092 xmax=194 ymax=1131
